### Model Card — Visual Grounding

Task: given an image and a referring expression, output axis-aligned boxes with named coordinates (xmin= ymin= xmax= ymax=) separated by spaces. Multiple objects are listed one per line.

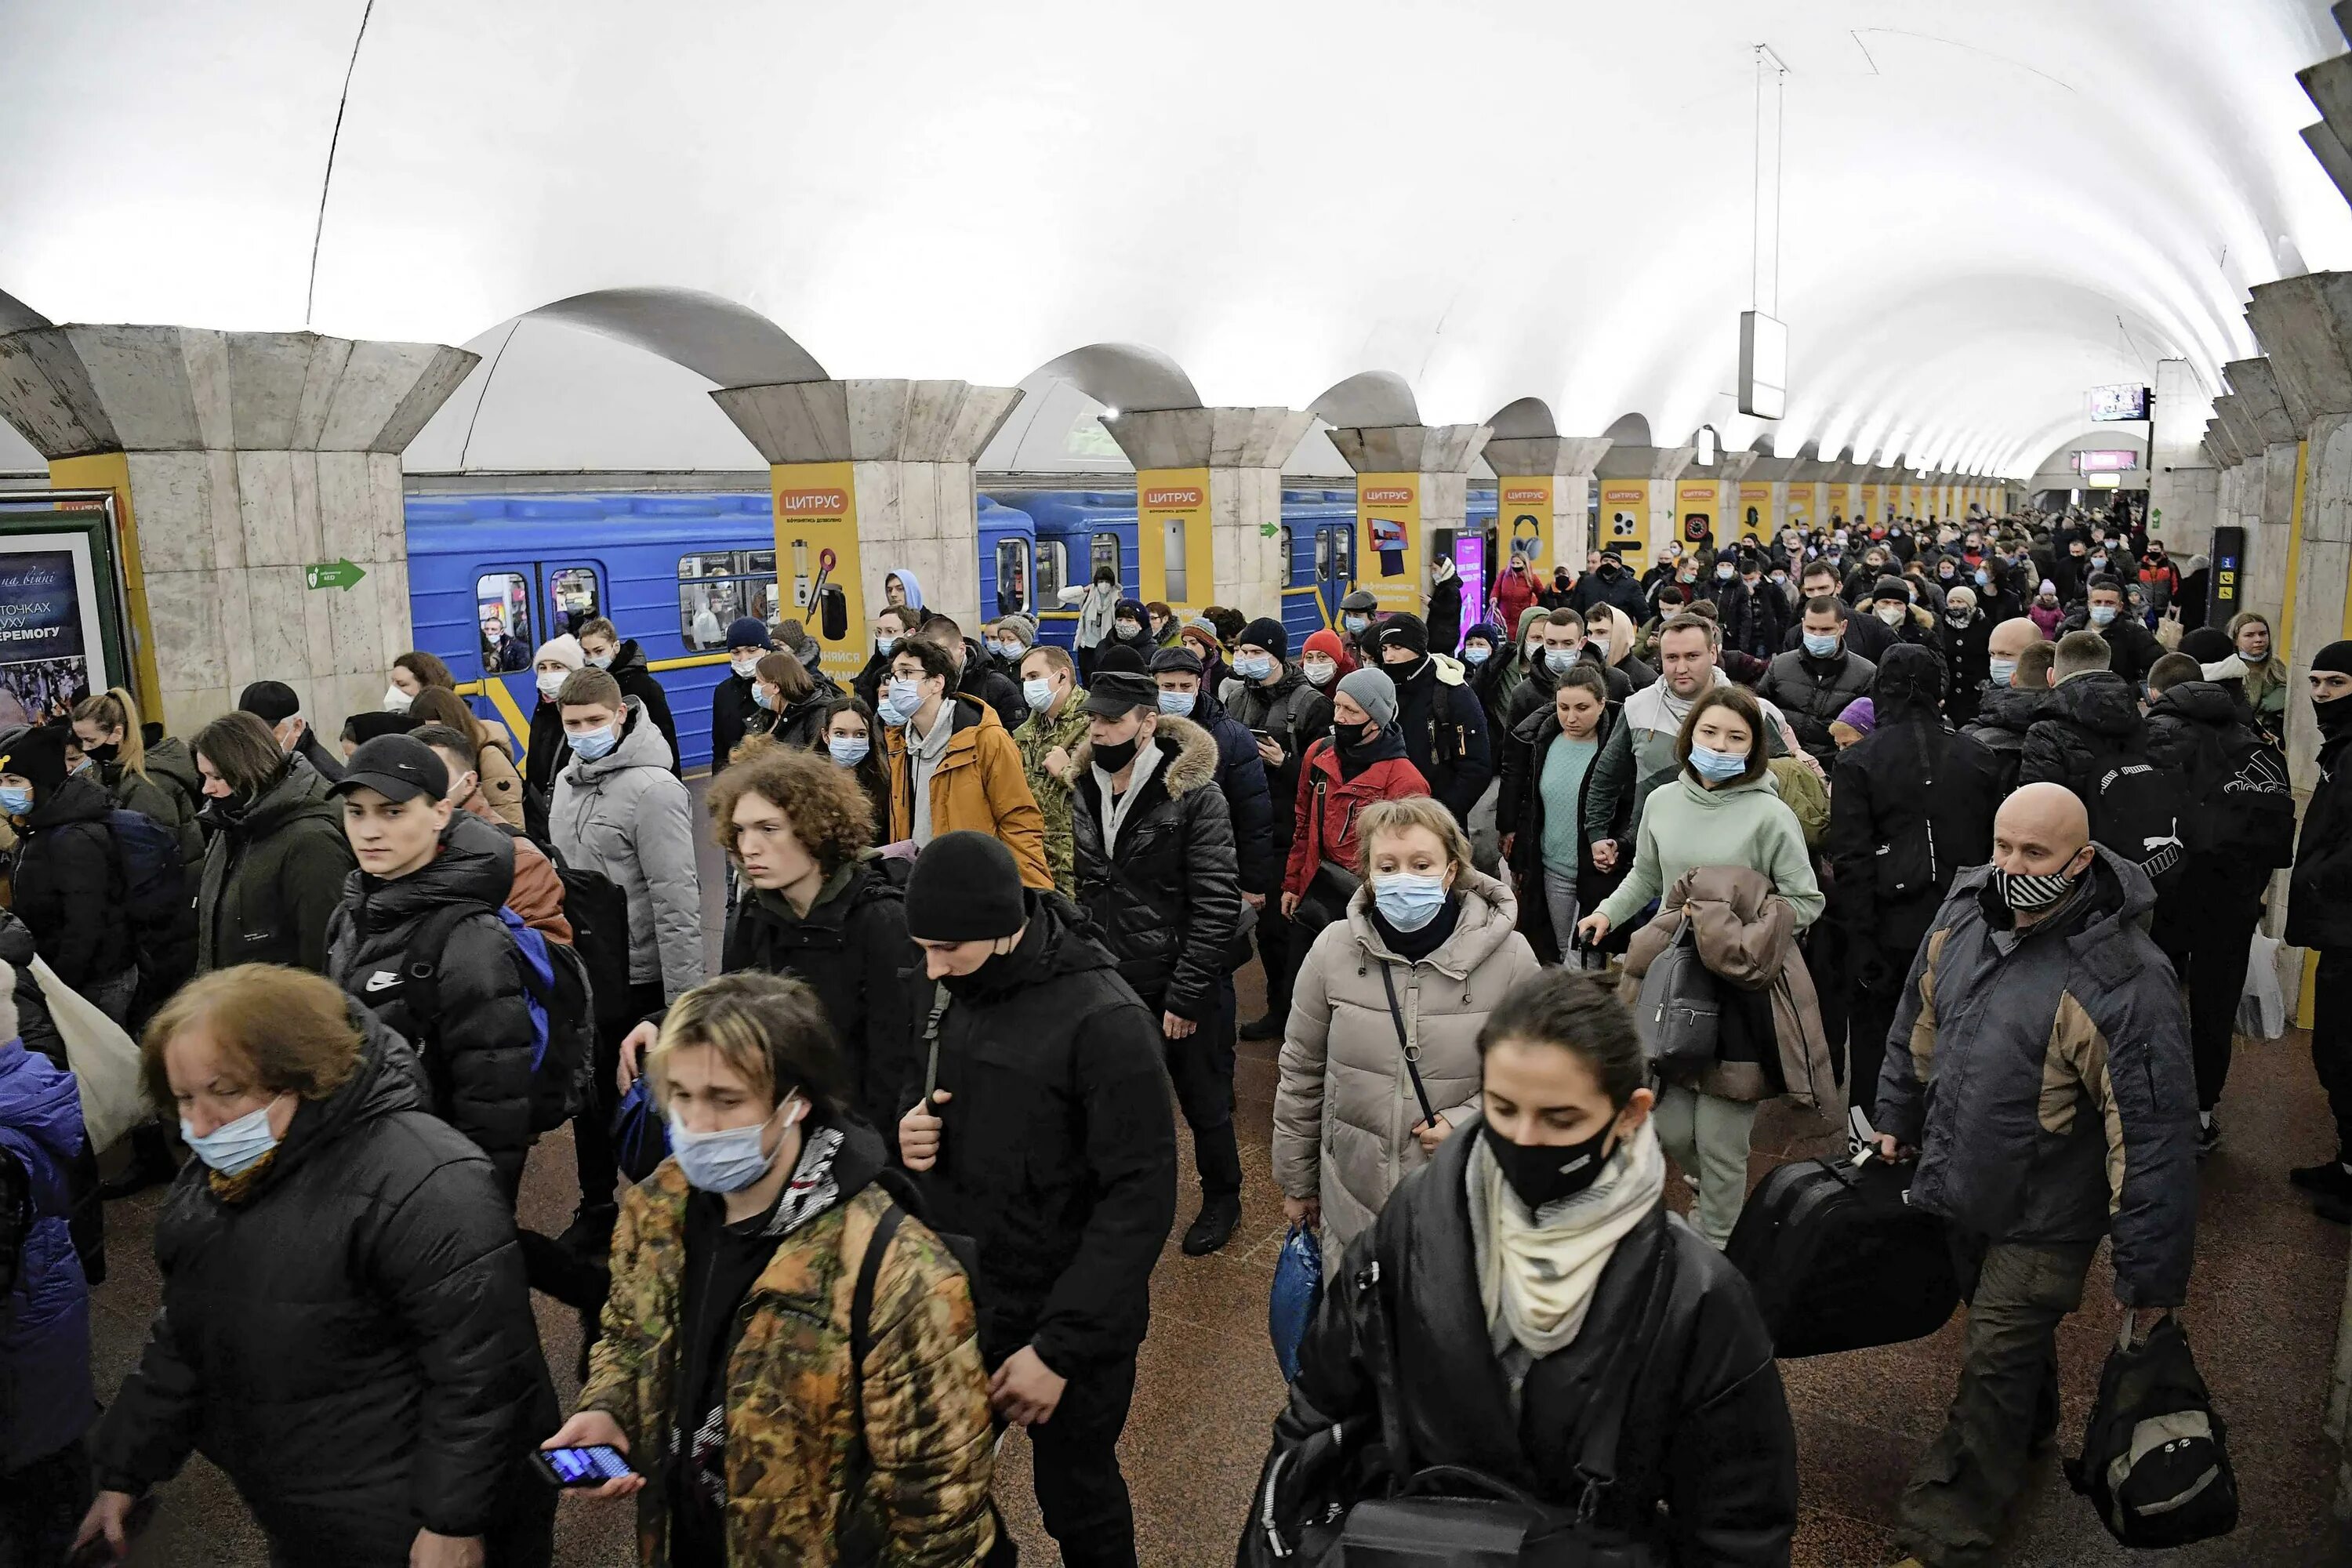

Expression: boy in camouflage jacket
xmin=1011 ymin=645 xmax=1090 ymax=898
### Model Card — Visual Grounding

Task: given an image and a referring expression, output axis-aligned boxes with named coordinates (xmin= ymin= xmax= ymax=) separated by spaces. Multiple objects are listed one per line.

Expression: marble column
xmin=2223 ymin=357 xmax=2310 ymax=624
xmin=1324 ymin=422 xmax=1493 ymax=619
xmin=1482 ymin=434 xmax=1610 ymax=578
xmin=0 ymin=320 xmax=477 ymax=734
xmin=1102 ymin=405 xmax=1316 ymax=626
xmin=710 ymin=378 xmax=1023 ymax=675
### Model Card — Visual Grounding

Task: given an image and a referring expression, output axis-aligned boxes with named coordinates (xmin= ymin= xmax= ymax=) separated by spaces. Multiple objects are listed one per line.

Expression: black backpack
xmin=106 ymin=807 xmax=195 ymax=1010
xmin=403 ymin=901 xmax=596 ymax=1134
xmin=2198 ymin=730 xmax=2295 ymax=869
xmin=544 ymin=845 xmax=635 ymax=1035
xmin=2081 ymin=735 xmax=2192 ymax=894
xmin=2067 ymin=1315 xmax=2238 ymax=1548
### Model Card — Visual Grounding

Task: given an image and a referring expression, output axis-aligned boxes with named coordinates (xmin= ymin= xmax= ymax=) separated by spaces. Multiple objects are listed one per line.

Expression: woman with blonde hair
xmin=70 ymin=686 xmax=203 ymax=867
xmin=549 ymin=972 xmax=996 ymax=1567
xmin=77 ymin=964 xmax=557 ymax=1568
xmin=1274 ymin=793 xmax=1541 ymax=1265
xmin=405 ymin=687 xmax=528 ymax=831
xmin=2225 ymin=610 xmax=2290 ymax=733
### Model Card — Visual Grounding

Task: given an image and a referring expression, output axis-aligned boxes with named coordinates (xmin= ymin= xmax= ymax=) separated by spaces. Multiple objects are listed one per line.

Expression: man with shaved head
xmin=1958 ymin=618 xmax=2051 ymax=797
xmin=1873 ymin=780 xmax=2195 ymax=1568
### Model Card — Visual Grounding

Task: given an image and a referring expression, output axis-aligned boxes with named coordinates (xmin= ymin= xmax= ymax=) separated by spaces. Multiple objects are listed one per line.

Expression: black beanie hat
xmin=1374 ymin=612 xmax=1429 ymax=658
xmin=238 ymin=680 xmax=300 ymax=724
xmin=2315 ymin=639 xmax=2352 ymax=677
xmin=2178 ymin=627 xmax=2234 ymax=664
xmin=905 ymin=831 xmax=1028 ymax=942
xmin=2 ymin=724 xmax=71 ymax=796
xmin=1238 ymin=617 xmax=1289 ymax=660
xmin=1094 ymin=644 xmax=1147 ymax=675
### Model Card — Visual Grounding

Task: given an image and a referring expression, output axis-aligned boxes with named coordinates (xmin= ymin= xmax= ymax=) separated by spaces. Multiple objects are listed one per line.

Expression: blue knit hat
xmin=725 ymin=616 xmax=771 ymax=651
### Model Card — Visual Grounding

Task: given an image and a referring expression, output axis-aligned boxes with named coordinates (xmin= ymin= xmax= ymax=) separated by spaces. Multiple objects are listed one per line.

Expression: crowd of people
xmin=1 ymin=503 xmax=2347 ymax=1568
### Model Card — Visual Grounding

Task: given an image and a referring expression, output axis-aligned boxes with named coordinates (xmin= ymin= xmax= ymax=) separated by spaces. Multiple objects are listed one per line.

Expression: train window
xmin=1315 ymin=532 xmax=1331 ymax=575
xmin=677 ymin=561 xmax=745 ymax=650
xmin=995 ymin=539 xmax=1032 ymax=617
xmin=1090 ymin=532 xmax=1121 ymax=590
xmin=745 ymin=548 xmax=777 ymax=577
xmin=1333 ymin=529 xmax=1353 ymax=579
xmin=1160 ymin=519 xmax=1187 ymax=604
xmin=476 ymin=573 xmax=532 ymax=673
xmin=548 ymin=567 xmax=599 ymax=637
xmin=1037 ymin=539 xmax=1069 ymax=604
xmin=679 ymin=551 xmax=740 ymax=579
xmin=1279 ymin=525 xmax=1293 ymax=571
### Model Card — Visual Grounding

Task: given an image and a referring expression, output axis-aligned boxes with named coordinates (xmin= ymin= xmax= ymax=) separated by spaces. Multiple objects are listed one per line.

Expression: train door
xmin=1312 ymin=524 xmax=1353 ymax=625
xmin=468 ymin=557 xmax=606 ymax=759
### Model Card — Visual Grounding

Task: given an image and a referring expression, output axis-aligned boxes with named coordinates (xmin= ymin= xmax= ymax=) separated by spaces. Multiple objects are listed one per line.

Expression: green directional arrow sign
xmin=305 ymin=559 xmax=366 ymax=591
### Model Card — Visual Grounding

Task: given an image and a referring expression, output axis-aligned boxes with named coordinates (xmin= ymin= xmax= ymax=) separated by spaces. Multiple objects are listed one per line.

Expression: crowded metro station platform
xmin=11 ymin=4 xmax=2352 ymax=1566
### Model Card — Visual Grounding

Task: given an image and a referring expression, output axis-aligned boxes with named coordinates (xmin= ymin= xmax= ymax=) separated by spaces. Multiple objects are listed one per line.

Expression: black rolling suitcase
xmin=1724 ymin=1149 xmax=1958 ymax=1358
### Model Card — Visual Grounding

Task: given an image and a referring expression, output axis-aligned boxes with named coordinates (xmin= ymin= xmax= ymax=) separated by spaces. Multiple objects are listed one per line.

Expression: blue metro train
xmin=406 ymin=485 xmax=1504 ymax=771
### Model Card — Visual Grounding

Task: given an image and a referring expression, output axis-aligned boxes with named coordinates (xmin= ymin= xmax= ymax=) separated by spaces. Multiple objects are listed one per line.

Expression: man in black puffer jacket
xmin=1071 ymin=675 xmax=1244 ymax=1258
xmin=325 ymin=737 xmax=540 ymax=1200
xmin=2 ymin=724 xmax=137 ymax=1021
xmin=2018 ymin=631 xmax=2149 ymax=807
xmin=1828 ymin=645 xmax=2005 ymax=1105
xmin=1756 ymin=597 xmax=1875 ymax=762
xmin=89 ymin=993 xmax=557 ymax=1566
xmin=1365 ymin=613 xmax=1492 ymax=826
xmin=894 ymin=833 xmax=1176 ymax=1568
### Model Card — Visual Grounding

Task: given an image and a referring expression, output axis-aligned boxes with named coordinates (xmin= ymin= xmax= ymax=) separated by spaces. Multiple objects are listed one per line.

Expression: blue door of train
xmin=466 ymin=556 xmax=608 ymax=757
xmin=1312 ymin=524 xmax=1353 ymax=626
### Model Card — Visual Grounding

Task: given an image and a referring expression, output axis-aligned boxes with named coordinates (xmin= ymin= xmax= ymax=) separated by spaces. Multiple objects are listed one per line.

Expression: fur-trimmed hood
xmin=1072 ymin=713 xmax=1219 ymax=796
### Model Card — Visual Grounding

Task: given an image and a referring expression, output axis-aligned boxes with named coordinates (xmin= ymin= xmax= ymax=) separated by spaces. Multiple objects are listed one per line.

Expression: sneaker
xmin=1182 ymin=1193 xmax=1243 ymax=1256
xmin=2196 ymin=1116 xmax=2220 ymax=1158
xmin=2289 ymin=1160 xmax=2352 ymax=1200
xmin=1238 ymin=1012 xmax=1283 ymax=1042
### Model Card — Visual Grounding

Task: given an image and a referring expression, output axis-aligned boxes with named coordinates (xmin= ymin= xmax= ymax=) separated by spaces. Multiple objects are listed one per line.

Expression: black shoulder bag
xmin=1377 ymin=962 xmax=1440 ymax=1130
xmin=1338 ymin=1236 xmax=1675 ymax=1566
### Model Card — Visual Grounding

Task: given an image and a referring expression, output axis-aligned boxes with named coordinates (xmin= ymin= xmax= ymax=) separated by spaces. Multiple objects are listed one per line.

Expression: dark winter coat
xmin=906 ymin=894 xmax=1177 ymax=1372
xmin=1755 ymin=646 xmax=1876 ymax=760
xmin=12 ymin=773 xmax=134 ymax=994
xmin=2019 ymin=670 xmax=2147 ymax=803
xmin=1385 ymin=653 xmax=1493 ymax=824
xmin=710 ymin=669 xmax=761 ymax=773
xmin=292 ymin=725 xmax=344 ymax=787
xmin=1875 ymin=851 xmax=2198 ymax=1307
xmin=89 ymin=1011 xmax=558 ymax=1566
xmin=2056 ymin=606 xmax=2161 ymax=687
xmin=1071 ymin=717 xmax=1242 ymax=1023
xmin=2146 ymin=680 xmax=2295 ymax=874
xmin=1182 ymin=685 xmax=1277 ymax=895
xmin=605 ymin=638 xmax=682 ymax=778
xmin=524 ymin=696 xmax=570 ymax=800
xmin=768 ymin=691 xmax=831 ymax=753
xmin=1425 ymin=569 xmax=1465 ymax=655
xmin=1959 ymin=681 xmax=2046 ymax=797
xmin=1567 ymin=566 xmax=1651 ymax=626
xmin=1 ymin=1033 xmax=93 ymax=1470
xmin=721 ymin=860 xmax=919 ymax=1131
xmin=2288 ymin=724 xmax=2352 ymax=951
xmin=1939 ymin=612 xmax=1993 ymax=723
xmin=1788 ymin=604 xmax=1896 ymax=666
xmin=1499 ymin=702 xmax=1627 ymax=961
xmin=1252 ymin=1122 xmax=1797 ymax=1566
xmin=107 ymin=735 xmax=205 ymax=869
xmin=852 ymin=645 xmax=893 ymax=712
xmin=1828 ymin=645 xmax=2004 ymax=967
xmin=956 ymin=637 xmax=1027 ymax=733
xmin=196 ymin=758 xmax=355 ymax=976
xmin=325 ymin=811 xmax=539 ymax=1195
xmin=1221 ymin=665 xmax=1331 ymax=855
xmin=0 ymin=913 xmax=63 ymax=1066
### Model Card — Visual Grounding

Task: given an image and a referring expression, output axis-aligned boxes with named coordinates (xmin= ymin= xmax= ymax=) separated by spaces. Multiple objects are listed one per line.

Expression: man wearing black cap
xmin=1567 ymin=549 xmax=1651 ymax=626
xmin=1081 ymin=666 xmax=1247 ymax=1254
xmin=709 ymin=615 xmax=771 ymax=771
xmin=1221 ymin=618 xmax=1330 ymax=1036
xmin=2290 ymin=641 xmax=2352 ymax=1217
xmin=324 ymin=735 xmax=543 ymax=1198
xmin=236 ymin=679 xmax=343 ymax=786
xmin=894 ymin=830 xmax=1175 ymax=1567
xmin=1364 ymin=612 xmax=1492 ymax=826
xmin=1335 ymin=587 xmax=1378 ymax=661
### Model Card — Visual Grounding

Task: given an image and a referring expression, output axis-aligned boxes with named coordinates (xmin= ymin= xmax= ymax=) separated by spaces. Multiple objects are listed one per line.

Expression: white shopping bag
xmin=2238 ymin=932 xmax=2288 ymax=1043
xmin=31 ymin=956 xmax=147 ymax=1151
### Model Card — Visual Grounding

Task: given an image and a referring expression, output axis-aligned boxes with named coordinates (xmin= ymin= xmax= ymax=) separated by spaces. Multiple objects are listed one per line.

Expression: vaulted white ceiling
xmin=3 ymin=0 xmax=2348 ymax=476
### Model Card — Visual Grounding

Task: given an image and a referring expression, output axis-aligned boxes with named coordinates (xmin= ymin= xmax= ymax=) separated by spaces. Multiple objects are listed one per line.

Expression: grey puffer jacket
xmin=550 ymin=699 xmax=704 ymax=1000
xmin=1272 ymin=866 xmax=1541 ymax=1265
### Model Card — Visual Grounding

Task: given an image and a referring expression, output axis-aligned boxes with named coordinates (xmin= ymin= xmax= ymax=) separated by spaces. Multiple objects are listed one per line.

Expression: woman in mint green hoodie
xmin=1577 ymin=684 xmax=1820 ymax=1245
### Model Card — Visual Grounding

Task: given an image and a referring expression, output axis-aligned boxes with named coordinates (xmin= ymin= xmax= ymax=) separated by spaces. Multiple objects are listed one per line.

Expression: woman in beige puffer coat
xmin=1272 ymin=797 xmax=1542 ymax=1267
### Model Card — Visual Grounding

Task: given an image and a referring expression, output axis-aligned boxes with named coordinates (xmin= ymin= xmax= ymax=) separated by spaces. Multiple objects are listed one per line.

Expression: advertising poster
xmin=1784 ymin=484 xmax=1809 ymax=531
xmin=769 ymin=460 xmax=866 ymax=683
xmin=0 ymin=535 xmax=105 ymax=726
xmin=1356 ymin=473 xmax=1421 ymax=615
xmin=1859 ymin=484 xmax=1881 ymax=524
xmin=1676 ymin=479 xmax=1719 ymax=546
xmin=1497 ymin=477 xmax=1554 ymax=577
xmin=1737 ymin=482 xmax=1773 ymax=543
xmin=1598 ymin=480 xmax=1650 ymax=562
xmin=1138 ymin=467 xmax=1214 ymax=615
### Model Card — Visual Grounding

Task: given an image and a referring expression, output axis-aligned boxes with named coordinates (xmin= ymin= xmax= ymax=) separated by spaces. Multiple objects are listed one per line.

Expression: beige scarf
xmin=1475 ymin=1120 xmax=1667 ymax=1359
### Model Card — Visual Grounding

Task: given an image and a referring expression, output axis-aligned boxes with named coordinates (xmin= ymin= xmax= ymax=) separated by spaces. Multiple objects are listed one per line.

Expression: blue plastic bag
xmin=1269 ymin=1221 xmax=1324 ymax=1381
xmin=612 ymin=1076 xmax=670 ymax=1184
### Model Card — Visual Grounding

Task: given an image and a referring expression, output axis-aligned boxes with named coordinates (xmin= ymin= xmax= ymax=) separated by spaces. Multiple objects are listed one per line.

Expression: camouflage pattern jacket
xmin=579 ymin=1149 xmax=996 ymax=1566
xmin=1013 ymin=687 xmax=1091 ymax=898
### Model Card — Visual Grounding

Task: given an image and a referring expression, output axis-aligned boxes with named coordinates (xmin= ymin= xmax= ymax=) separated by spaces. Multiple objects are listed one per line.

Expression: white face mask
xmin=731 ymin=655 xmax=764 ymax=679
xmin=1301 ymin=659 xmax=1336 ymax=687
xmin=535 ymin=670 xmax=568 ymax=700
xmin=1877 ymin=604 xmax=1907 ymax=626
xmin=383 ymin=683 xmax=412 ymax=713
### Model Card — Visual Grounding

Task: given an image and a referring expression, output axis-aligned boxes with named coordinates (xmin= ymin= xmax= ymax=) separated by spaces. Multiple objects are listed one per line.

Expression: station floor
xmin=78 ymin=800 xmax=2352 ymax=1564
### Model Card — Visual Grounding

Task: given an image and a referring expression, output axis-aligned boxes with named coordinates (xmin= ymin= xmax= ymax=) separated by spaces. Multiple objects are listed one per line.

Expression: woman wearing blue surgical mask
xmin=78 ymin=964 xmax=560 ymax=1568
xmin=1273 ymin=795 xmax=1541 ymax=1268
xmin=1 ymin=723 xmax=140 ymax=1025
xmin=1577 ymin=685 xmax=1824 ymax=1247
xmin=548 ymin=973 xmax=996 ymax=1566
xmin=818 ymin=696 xmax=891 ymax=837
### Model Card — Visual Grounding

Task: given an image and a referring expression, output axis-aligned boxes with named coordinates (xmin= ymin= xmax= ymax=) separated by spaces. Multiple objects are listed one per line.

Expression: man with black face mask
xmin=1567 ymin=548 xmax=1650 ymax=625
xmin=895 ymin=831 xmax=1176 ymax=1568
xmin=1872 ymin=782 xmax=2194 ymax=1568
xmin=2288 ymin=641 xmax=2352 ymax=1218
xmin=1366 ymin=612 xmax=1491 ymax=827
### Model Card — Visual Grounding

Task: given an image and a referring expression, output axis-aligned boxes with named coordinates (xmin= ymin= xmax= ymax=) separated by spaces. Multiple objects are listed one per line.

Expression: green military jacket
xmin=1013 ymin=686 xmax=1091 ymax=898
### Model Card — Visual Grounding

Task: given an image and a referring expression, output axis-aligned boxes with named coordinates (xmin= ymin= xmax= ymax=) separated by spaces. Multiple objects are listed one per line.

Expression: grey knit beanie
xmin=1337 ymin=667 xmax=1399 ymax=730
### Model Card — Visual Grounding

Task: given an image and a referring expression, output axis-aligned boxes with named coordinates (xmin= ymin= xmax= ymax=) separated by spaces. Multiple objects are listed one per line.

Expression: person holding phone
xmin=552 ymin=972 xmax=996 ymax=1566
xmin=77 ymin=964 xmax=557 ymax=1568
